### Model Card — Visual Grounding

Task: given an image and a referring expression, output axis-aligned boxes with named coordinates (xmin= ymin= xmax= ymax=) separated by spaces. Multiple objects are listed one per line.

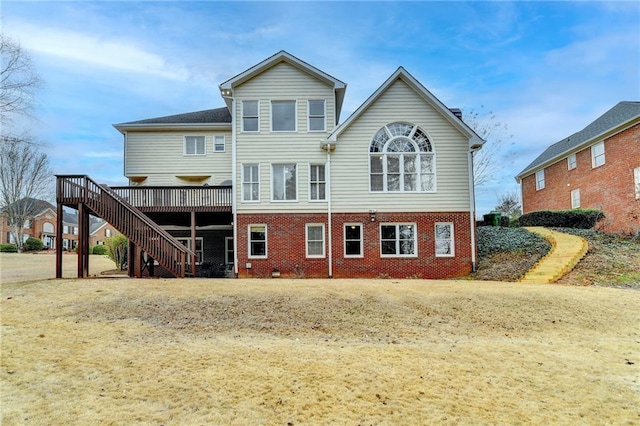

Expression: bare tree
xmin=0 ymin=136 xmax=52 ymax=252
xmin=1 ymin=34 xmax=42 ymax=120
xmin=494 ymin=190 xmax=522 ymax=219
xmin=464 ymin=107 xmax=515 ymax=187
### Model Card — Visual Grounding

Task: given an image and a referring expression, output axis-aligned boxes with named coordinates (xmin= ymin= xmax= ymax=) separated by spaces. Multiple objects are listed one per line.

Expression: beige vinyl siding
xmin=234 ymin=62 xmax=335 ymax=213
xmin=125 ymin=130 xmax=232 ymax=186
xmin=331 ymin=79 xmax=472 ymax=213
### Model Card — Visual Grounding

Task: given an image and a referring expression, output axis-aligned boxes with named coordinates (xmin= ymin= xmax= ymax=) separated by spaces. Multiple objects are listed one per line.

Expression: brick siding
xmin=522 ymin=124 xmax=640 ymax=234
xmin=236 ymin=211 xmax=473 ymax=279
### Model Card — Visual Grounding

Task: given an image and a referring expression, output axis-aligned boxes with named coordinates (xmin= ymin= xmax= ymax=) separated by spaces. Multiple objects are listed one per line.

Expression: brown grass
xmin=1 ymin=253 xmax=639 ymax=425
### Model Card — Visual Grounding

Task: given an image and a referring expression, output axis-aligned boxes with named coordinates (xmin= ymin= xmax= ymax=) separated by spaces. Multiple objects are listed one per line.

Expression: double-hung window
xmin=249 ymin=225 xmax=267 ymax=258
xmin=272 ymin=164 xmax=297 ymax=201
xmin=571 ymin=188 xmax=581 ymax=209
xmin=591 ymin=141 xmax=605 ymax=168
xmin=344 ymin=224 xmax=363 ymax=257
xmin=380 ymin=223 xmax=417 ymax=257
xmin=309 ymin=164 xmax=326 ymax=201
xmin=214 ymin=135 xmax=225 ymax=152
xmin=185 ymin=136 xmax=205 ymax=155
xmin=306 ymin=224 xmax=325 ymax=258
xmin=567 ymin=153 xmax=577 ymax=170
xmin=242 ymin=101 xmax=259 ymax=132
xmin=435 ymin=223 xmax=454 ymax=257
xmin=535 ymin=169 xmax=545 ymax=190
xmin=271 ymin=100 xmax=296 ymax=132
xmin=308 ymin=100 xmax=326 ymax=132
xmin=370 ymin=123 xmax=435 ymax=192
xmin=242 ymin=164 xmax=260 ymax=202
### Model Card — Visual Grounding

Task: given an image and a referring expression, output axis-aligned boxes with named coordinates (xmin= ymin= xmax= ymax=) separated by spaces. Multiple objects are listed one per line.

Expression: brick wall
xmin=522 ymin=123 xmax=640 ymax=234
xmin=236 ymin=211 xmax=473 ymax=279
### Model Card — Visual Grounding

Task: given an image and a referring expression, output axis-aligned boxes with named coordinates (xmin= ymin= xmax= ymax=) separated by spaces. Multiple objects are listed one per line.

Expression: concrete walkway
xmin=519 ymin=227 xmax=589 ymax=284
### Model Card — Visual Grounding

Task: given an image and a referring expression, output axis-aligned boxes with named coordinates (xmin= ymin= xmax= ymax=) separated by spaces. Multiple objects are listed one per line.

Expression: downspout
xmin=326 ymin=143 xmax=333 ymax=278
xmin=230 ymin=97 xmax=239 ymax=277
xmin=468 ymin=148 xmax=478 ymax=272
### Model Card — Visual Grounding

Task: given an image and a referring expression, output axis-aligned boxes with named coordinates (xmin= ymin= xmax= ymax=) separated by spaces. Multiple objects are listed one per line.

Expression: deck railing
xmin=57 ymin=175 xmax=194 ymax=277
xmin=109 ymin=185 xmax=232 ymax=212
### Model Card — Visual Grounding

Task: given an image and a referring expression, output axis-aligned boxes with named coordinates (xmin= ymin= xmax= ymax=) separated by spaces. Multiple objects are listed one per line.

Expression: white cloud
xmin=9 ymin=22 xmax=189 ymax=80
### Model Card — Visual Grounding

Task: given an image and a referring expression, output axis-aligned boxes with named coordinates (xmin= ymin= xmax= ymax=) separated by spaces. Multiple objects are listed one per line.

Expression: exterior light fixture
xmin=369 ymin=209 xmax=377 ymax=222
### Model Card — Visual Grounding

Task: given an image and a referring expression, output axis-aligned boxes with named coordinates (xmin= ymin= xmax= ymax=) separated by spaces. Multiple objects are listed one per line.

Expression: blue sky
xmin=3 ymin=1 xmax=639 ymax=215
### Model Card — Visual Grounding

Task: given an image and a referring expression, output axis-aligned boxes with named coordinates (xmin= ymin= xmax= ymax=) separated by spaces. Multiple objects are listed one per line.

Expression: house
xmin=1 ymin=197 xmax=119 ymax=250
xmin=516 ymin=102 xmax=640 ymax=235
xmin=58 ymin=51 xmax=483 ymax=278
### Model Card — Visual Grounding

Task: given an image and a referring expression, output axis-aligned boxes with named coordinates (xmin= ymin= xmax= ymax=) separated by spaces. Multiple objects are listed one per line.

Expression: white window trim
xmin=248 ymin=224 xmax=267 ymax=259
xmin=591 ymin=141 xmax=605 ymax=168
xmin=270 ymin=100 xmax=297 ymax=132
xmin=567 ymin=153 xmax=577 ymax=170
xmin=176 ymin=237 xmax=204 ymax=265
xmin=308 ymin=100 xmax=326 ymax=132
xmin=379 ymin=223 xmax=418 ymax=258
xmin=214 ymin=135 xmax=226 ymax=153
xmin=305 ymin=223 xmax=326 ymax=258
xmin=241 ymin=100 xmax=260 ymax=133
xmin=571 ymin=188 xmax=581 ymax=209
xmin=308 ymin=163 xmax=327 ymax=202
xmin=344 ymin=223 xmax=364 ymax=258
xmin=535 ymin=169 xmax=545 ymax=191
xmin=225 ymin=237 xmax=234 ymax=265
xmin=634 ymin=167 xmax=640 ymax=200
xmin=241 ymin=163 xmax=260 ymax=203
xmin=271 ymin=163 xmax=298 ymax=202
xmin=435 ymin=222 xmax=455 ymax=257
xmin=184 ymin=135 xmax=206 ymax=156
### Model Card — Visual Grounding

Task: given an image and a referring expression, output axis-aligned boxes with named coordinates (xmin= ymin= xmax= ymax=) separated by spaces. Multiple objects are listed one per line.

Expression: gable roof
xmin=1 ymin=198 xmax=55 ymax=217
xmin=516 ymin=101 xmax=640 ymax=181
xmin=114 ymin=107 xmax=231 ymax=133
xmin=219 ymin=50 xmax=347 ymax=124
xmin=324 ymin=67 xmax=484 ymax=148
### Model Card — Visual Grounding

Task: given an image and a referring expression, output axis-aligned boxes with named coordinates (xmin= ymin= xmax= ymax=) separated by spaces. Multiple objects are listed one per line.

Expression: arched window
xmin=43 ymin=222 xmax=54 ymax=233
xmin=369 ymin=122 xmax=435 ymax=192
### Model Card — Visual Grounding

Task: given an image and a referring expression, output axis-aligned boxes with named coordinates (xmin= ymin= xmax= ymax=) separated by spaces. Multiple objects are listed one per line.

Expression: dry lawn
xmin=1 ymin=254 xmax=639 ymax=425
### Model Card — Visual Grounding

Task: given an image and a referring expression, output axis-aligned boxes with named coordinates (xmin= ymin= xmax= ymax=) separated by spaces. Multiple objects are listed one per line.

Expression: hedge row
xmin=519 ymin=209 xmax=604 ymax=229
xmin=0 ymin=244 xmax=18 ymax=253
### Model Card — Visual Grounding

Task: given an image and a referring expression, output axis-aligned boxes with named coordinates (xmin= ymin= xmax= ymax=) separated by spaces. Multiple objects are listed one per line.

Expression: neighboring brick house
xmin=60 ymin=51 xmax=484 ymax=278
xmin=516 ymin=102 xmax=640 ymax=235
xmin=1 ymin=197 xmax=118 ymax=250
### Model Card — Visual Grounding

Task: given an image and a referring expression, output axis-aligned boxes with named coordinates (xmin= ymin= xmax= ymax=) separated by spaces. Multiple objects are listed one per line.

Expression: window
xmin=73 ymin=227 xmax=78 ymax=235
xmin=23 ymin=220 xmax=31 ymax=229
xmin=63 ymin=225 xmax=69 ymax=234
xmin=105 ymin=229 xmax=111 ymax=237
xmin=271 ymin=100 xmax=296 ymax=131
xmin=306 ymin=224 xmax=325 ymax=258
xmin=591 ymin=141 xmax=605 ymax=168
xmin=567 ymin=154 xmax=577 ymax=170
xmin=571 ymin=188 xmax=581 ymax=209
xmin=177 ymin=237 xmax=203 ymax=265
xmin=535 ymin=169 xmax=545 ymax=190
xmin=184 ymin=136 xmax=205 ymax=155
xmin=435 ymin=223 xmax=454 ymax=257
xmin=635 ymin=167 xmax=640 ymax=200
xmin=380 ymin=223 xmax=416 ymax=257
xmin=43 ymin=222 xmax=54 ymax=233
xmin=225 ymin=237 xmax=234 ymax=265
xmin=214 ymin=135 xmax=225 ymax=152
xmin=272 ymin=164 xmax=297 ymax=201
xmin=248 ymin=225 xmax=267 ymax=258
xmin=242 ymin=164 xmax=260 ymax=202
xmin=344 ymin=224 xmax=363 ymax=257
xmin=308 ymin=100 xmax=326 ymax=131
xmin=242 ymin=101 xmax=259 ymax=132
xmin=370 ymin=122 xmax=435 ymax=192
xmin=309 ymin=164 xmax=326 ymax=201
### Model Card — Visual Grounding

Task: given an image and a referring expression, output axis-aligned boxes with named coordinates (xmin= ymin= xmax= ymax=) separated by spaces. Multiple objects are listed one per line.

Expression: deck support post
xmin=191 ymin=210 xmax=197 ymax=277
xmin=128 ymin=240 xmax=135 ymax=277
xmin=55 ymin=197 xmax=64 ymax=279
xmin=77 ymin=203 xmax=90 ymax=278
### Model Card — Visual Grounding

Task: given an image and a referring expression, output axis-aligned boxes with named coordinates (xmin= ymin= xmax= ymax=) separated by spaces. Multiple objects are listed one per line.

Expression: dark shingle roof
xmin=118 ymin=107 xmax=231 ymax=125
xmin=517 ymin=101 xmax=640 ymax=179
xmin=1 ymin=198 xmax=55 ymax=216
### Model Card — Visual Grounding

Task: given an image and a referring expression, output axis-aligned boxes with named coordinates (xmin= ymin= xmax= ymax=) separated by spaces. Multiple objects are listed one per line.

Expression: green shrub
xmin=519 ymin=209 xmax=604 ymax=229
xmin=0 ymin=244 xmax=18 ymax=253
xmin=477 ymin=226 xmax=551 ymax=257
xmin=91 ymin=245 xmax=108 ymax=255
xmin=105 ymin=234 xmax=128 ymax=270
xmin=24 ymin=237 xmax=44 ymax=252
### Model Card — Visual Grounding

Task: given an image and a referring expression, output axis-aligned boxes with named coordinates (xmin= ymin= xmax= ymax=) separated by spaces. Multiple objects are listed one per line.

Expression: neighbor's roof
xmin=1 ymin=198 xmax=55 ymax=216
xmin=516 ymin=101 xmax=640 ymax=181
xmin=113 ymin=107 xmax=231 ymax=133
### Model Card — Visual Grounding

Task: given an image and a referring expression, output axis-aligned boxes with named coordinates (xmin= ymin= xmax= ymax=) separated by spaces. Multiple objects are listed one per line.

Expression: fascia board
xmin=113 ymin=123 xmax=232 ymax=133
